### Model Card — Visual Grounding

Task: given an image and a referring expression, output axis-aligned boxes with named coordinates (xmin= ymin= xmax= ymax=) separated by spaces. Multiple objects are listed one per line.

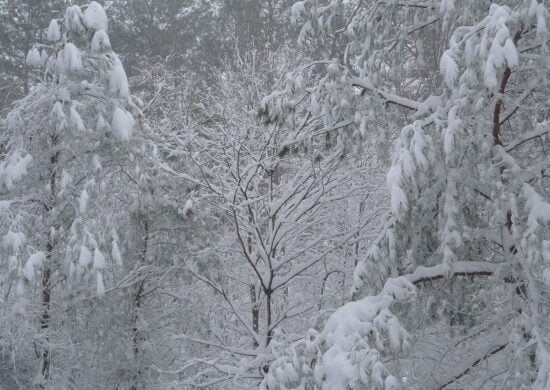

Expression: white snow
xmin=444 ymin=106 xmax=462 ymax=158
xmin=183 ymin=199 xmax=193 ymax=215
xmin=404 ymin=261 xmax=498 ymax=283
xmin=91 ymin=29 xmax=111 ymax=52
xmin=57 ymin=43 xmax=83 ymax=73
xmin=64 ymin=43 xmax=83 ymax=72
xmin=523 ymin=184 xmax=550 ymax=233
xmin=59 ymin=87 xmax=71 ymax=102
xmin=417 ymin=95 xmax=443 ymax=117
xmin=24 ymin=252 xmax=45 ymax=280
xmin=440 ymin=49 xmax=458 ymax=87
xmin=0 ymin=151 xmax=33 ymax=190
xmin=79 ymin=188 xmax=89 ymax=214
xmin=0 ymin=200 xmax=12 ymax=213
xmin=47 ymin=20 xmax=61 ymax=41
xmin=308 ymin=276 xmax=414 ymax=389
xmin=268 ymin=259 xmax=502 ymax=388
xmin=112 ymin=240 xmax=123 ymax=267
xmin=503 ymin=38 xmax=518 ymax=67
xmin=93 ymin=248 xmax=106 ymax=271
xmin=96 ymin=271 xmax=105 ymax=296
xmin=529 ymin=0 xmax=539 ymax=18
xmin=64 ymin=5 xmax=85 ymax=34
xmin=112 ymin=107 xmax=134 ymax=141
xmin=411 ymin=128 xmax=430 ymax=169
xmin=92 ymin=154 xmax=102 ymax=171
xmin=78 ymin=245 xmax=92 ymax=268
xmin=15 ymin=279 xmax=25 ymax=297
xmin=440 ymin=0 xmax=454 ymax=15
xmin=83 ymin=2 xmax=108 ymax=32
xmin=26 ymin=48 xmax=42 ymax=68
xmin=386 ymin=165 xmax=407 ymax=217
xmin=61 ymin=169 xmax=72 ymax=191
xmin=537 ymin=4 xmax=548 ymax=35
xmin=291 ymin=2 xmax=305 ymax=24
xmin=489 ymin=35 xmax=505 ymax=68
xmin=69 ymin=261 xmax=76 ymax=278
xmin=70 ymin=106 xmax=85 ymax=131
xmin=40 ymin=50 xmax=49 ymax=66
xmin=543 ymin=241 xmax=550 ymax=265
xmin=96 ymin=115 xmax=110 ymax=134
xmin=2 ymin=231 xmax=26 ymax=252
xmin=298 ymin=20 xmax=313 ymax=46
xmin=483 ymin=56 xmax=497 ymax=89
xmin=108 ymin=55 xmax=130 ymax=98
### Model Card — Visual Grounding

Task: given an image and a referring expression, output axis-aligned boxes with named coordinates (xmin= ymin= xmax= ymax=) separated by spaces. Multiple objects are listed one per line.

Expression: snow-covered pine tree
xmin=262 ymin=0 xmax=550 ymax=389
xmin=0 ymin=2 xmax=141 ymax=386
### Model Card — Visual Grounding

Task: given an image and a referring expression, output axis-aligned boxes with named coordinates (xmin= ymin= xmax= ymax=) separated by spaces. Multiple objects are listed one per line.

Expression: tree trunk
xmin=250 ymin=284 xmax=259 ymax=347
xmin=265 ymin=291 xmax=272 ymax=346
xmin=131 ymin=218 xmax=149 ymax=390
xmin=39 ymin=265 xmax=51 ymax=382
xmin=39 ymin=133 xmax=59 ymax=385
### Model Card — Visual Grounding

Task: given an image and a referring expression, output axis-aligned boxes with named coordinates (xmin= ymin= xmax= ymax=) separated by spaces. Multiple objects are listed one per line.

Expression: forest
xmin=0 ymin=0 xmax=549 ymax=389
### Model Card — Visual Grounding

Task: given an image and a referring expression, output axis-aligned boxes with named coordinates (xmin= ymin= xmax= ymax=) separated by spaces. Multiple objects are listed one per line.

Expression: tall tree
xmin=0 ymin=2 xmax=141 ymax=386
xmin=262 ymin=0 xmax=550 ymax=389
xmin=155 ymin=49 xmax=384 ymax=387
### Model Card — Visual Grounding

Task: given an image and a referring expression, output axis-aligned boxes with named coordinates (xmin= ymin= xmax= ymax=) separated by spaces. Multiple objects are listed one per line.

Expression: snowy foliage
xmin=151 ymin=49 xmax=386 ymax=387
xmin=262 ymin=1 xmax=550 ymax=389
xmin=0 ymin=2 xmax=140 ymax=386
xmin=47 ymin=19 xmax=62 ymax=42
xmin=1 ymin=0 xmax=548 ymax=388
xmin=83 ymin=1 xmax=108 ymax=32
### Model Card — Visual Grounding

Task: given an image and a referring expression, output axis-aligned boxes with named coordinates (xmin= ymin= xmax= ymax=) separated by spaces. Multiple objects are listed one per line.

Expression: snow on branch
xmin=352 ymin=78 xmax=422 ymax=111
xmin=504 ymin=125 xmax=549 ymax=153
xmin=406 ymin=261 xmax=500 ymax=285
xmin=263 ymin=260 xmax=500 ymax=389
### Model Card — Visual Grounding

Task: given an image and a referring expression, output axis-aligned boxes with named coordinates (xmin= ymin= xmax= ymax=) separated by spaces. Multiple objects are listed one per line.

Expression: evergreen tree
xmin=0 ymin=2 xmax=141 ymax=386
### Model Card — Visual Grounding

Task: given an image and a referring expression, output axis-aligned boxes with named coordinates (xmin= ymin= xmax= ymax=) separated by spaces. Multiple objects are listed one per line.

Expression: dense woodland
xmin=0 ymin=1 xmax=549 ymax=389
